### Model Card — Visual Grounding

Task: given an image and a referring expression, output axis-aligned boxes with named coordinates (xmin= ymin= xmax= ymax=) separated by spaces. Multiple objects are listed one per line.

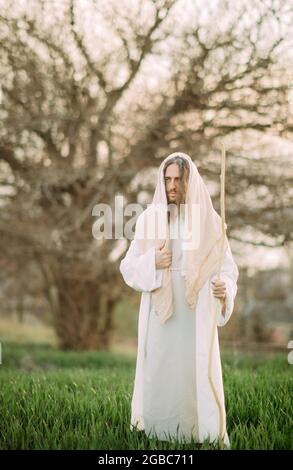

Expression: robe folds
xmin=119 ymin=218 xmax=239 ymax=448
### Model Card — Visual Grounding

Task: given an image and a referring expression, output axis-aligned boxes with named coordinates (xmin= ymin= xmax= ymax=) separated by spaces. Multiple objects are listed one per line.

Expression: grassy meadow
xmin=0 ymin=319 xmax=292 ymax=450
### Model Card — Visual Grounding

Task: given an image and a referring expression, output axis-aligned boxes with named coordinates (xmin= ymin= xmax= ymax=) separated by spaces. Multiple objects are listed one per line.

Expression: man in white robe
xmin=119 ymin=152 xmax=239 ymax=448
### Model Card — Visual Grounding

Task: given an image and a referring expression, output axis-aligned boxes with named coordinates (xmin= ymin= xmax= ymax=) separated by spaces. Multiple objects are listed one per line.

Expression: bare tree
xmin=0 ymin=0 xmax=292 ymax=349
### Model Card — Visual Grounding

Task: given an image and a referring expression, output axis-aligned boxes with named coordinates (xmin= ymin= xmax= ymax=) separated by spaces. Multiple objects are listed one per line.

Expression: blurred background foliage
xmin=0 ymin=0 xmax=292 ymax=352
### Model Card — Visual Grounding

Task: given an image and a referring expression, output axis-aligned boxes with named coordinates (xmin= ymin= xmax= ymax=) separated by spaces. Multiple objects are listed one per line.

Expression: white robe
xmin=119 ymin=217 xmax=239 ymax=448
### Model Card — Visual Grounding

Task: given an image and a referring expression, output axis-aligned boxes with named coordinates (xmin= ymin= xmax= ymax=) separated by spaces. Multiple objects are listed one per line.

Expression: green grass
xmin=0 ymin=342 xmax=292 ymax=450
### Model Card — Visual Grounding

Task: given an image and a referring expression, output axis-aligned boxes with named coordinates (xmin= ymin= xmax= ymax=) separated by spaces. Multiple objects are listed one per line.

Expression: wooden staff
xmin=208 ymin=143 xmax=227 ymax=449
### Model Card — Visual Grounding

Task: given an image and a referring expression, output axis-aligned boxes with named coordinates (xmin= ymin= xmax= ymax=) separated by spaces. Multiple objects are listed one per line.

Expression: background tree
xmin=0 ymin=0 xmax=292 ymax=349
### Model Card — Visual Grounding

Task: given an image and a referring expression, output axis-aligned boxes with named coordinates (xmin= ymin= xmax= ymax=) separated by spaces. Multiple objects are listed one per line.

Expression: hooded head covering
xmin=135 ymin=151 xmax=229 ymax=324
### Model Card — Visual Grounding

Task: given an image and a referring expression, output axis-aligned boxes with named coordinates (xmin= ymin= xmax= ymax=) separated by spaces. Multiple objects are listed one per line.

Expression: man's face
xmin=164 ymin=163 xmax=182 ymax=205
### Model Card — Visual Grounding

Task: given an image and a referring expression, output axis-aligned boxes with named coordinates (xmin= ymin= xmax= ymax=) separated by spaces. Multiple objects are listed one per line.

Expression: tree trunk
xmin=53 ymin=277 xmax=114 ymax=351
xmin=17 ymin=295 xmax=24 ymax=323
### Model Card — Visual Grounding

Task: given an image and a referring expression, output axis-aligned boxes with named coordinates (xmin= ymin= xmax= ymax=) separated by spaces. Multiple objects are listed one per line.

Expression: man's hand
xmin=211 ymin=279 xmax=227 ymax=315
xmin=155 ymin=240 xmax=172 ymax=269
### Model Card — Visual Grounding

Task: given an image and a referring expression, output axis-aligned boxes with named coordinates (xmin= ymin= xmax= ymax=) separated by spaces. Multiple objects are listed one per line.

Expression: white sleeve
xmin=211 ymin=243 xmax=239 ymax=328
xmin=119 ymin=238 xmax=163 ymax=293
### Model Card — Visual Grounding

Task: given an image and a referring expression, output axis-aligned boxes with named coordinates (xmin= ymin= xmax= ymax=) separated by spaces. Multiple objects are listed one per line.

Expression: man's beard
xmin=167 ymin=191 xmax=185 ymax=205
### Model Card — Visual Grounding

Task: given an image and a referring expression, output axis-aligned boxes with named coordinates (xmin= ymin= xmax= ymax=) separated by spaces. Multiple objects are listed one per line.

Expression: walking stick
xmin=208 ymin=143 xmax=227 ymax=449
